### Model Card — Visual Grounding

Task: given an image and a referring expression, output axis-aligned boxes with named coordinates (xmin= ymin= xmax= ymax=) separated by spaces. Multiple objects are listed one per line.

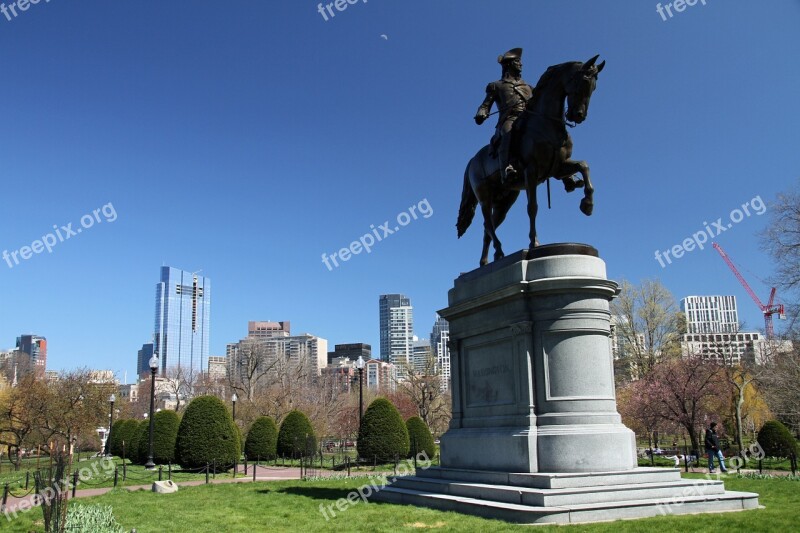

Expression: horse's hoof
xmin=563 ymin=176 xmax=584 ymax=193
xmin=580 ymin=198 xmax=594 ymax=216
xmin=494 ymin=251 xmax=505 ymax=261
xmin=480 ymin=258 xmax=489 ymax=267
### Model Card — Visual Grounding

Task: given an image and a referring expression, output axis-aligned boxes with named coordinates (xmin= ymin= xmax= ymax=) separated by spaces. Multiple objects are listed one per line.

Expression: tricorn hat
xmin=498 ymin=48 xmax=523 ymax=64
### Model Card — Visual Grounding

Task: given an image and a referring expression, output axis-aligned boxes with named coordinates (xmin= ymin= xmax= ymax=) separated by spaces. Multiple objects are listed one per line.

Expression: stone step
xmin=373 ymin=486 xmax=759 ymax=525
xmin=565 ymin=490 xmax=759 ymax=523
xmin=416 ymin=466 xmax=683 ymax=488
xmin=392 ymin=476 xmax=725 ymax=507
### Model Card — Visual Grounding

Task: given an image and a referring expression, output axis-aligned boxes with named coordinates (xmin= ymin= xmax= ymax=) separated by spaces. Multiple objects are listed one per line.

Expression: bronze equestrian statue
xmin=458 ymin=53 xmax=605 ymax=266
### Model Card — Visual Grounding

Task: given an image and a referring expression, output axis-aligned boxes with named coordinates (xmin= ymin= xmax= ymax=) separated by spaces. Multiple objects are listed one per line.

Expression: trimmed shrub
xmin=406 ymin=416 xmax=436 ymax=460
xmin=137 ymin=410 xmax=180 ymax=465
xmin=245 ymin=416 xmax=278 ymax=460
xmin=133 ymin=419 xmax=150 ymax=464
xmin=111 ymin=420 xmax=140 ymax=460
xmin=277 ymin=410 xmax=316 ymax=458
xmin=175 ymin=395 xmax=240 ymax=469
xmin=758 ymin=420 xmax=799 ymax=459
xmin=358 ymin=398 xmax=409 ymax=463
xmin=108 ymin=420 xmax=131 ymax=457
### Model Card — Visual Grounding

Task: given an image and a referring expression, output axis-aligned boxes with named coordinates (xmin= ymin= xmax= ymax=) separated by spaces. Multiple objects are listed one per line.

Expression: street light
xmin=356 ymin=356 xmax=365 ymax=429
xmin=104 ymin=393 xmax=116 ymax=456
xmin=145 ymin=353 xmax=159 ymax=470
xmin=231 ymin=392 xmax=238 ymax=421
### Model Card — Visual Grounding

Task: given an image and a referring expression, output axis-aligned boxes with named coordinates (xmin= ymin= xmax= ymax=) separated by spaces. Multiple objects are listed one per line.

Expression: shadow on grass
xmin=275 ymin=486 xmax=353 ymax=501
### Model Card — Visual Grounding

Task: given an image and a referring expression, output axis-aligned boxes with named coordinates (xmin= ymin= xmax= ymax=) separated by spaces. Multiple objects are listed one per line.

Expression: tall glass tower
xmin=154 ymin=267 xmax=211 ymax=376
xmin=378 ymin=294 xmax=413 ymax=365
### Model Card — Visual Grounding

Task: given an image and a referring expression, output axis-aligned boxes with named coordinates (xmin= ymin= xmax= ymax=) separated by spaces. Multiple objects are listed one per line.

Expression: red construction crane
xmin=713 ymin=242 xmax=785 ymax=339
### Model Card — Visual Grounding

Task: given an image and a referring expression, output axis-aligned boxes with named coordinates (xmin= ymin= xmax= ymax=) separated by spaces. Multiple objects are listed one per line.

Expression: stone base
xmin=441 ymin=427 xmax=537 ymax=472
xmin=372 ymin=467 xmax=759 ymax=524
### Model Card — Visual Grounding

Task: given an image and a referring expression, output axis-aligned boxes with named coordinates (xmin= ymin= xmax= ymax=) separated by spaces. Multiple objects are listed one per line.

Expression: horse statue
xmin=456 ymin=55 xmax=605 ymax=266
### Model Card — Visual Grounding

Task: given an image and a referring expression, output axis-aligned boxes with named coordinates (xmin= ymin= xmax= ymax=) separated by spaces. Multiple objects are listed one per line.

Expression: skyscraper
xmin=154 ymin=267 xmax=211 ymax=376
xmin=681 ymin=295 xmax=739 ymax=334
xmin=136 ymin=342 xmax=154 ymax=378
xmin=16 ymin=334 xmax=46 ymax=374
xmin=326 ymin=343 xmax=371 ymax=365
xmin=379 ymin=294 xmax=413 ymax=366
xmin=226 ymin=323 xmax=328 ymax=383
xmin=430 ymin=315 xmax=451 ymax=390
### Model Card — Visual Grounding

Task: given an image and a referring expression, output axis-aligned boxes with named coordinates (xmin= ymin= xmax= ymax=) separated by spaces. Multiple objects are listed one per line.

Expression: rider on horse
xmin=474 ymin=48 xmax=533 ymax=185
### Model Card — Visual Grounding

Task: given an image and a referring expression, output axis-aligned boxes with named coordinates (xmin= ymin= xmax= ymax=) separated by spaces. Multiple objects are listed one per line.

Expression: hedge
xmin=175 ymin=396 xmax=240 ymax=469
xmin=358 ymin=398 xmax=409 ymax=463
xmin=245 ymin=416 xmax=278 ymax=460
xmin=277 ymin=411 xmax=316 ymax=458
xmin=406 ymin=416 xmax=436 ymax=460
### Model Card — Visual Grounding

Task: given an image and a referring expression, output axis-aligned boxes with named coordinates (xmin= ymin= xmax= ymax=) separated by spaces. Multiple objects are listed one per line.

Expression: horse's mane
xmin=528 ymin=61 xmax=582 ymax=110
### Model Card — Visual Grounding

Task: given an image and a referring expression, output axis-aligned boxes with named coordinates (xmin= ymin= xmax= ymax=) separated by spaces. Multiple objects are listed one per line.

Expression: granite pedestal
xmin=374 ymin=245 xmax=758 ymax=523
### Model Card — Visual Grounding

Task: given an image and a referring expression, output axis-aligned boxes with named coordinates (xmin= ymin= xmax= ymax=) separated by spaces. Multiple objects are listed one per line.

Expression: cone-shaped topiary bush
xmin=277 ymin=410 xmax=316 ymax=458
xmin=133 ymin=419 xmax=150 ymax=465
xmin=108 ymin=419 xmax=136 ymax=458
xmin=245 ymin=416 xmax=278 ymax=460
xmin=406 ymin=416 xmax=436 ymax=460
xmin=758 ymin=420 xmax=798 ymax=459
xmin=358 ymin=398 xmax=409 ymax=463
xmin=175 ymin=395 xmax=241 ymax=469
xmin=145 ymin=410 xmax=181 ymax=464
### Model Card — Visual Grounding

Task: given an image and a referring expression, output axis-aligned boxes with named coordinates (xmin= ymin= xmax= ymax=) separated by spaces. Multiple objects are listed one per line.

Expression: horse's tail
xmin=456 ymin=161 xmax=477 ymax=238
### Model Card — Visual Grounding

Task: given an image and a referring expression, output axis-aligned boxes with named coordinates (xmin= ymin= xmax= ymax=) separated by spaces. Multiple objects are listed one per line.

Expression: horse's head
xmin=565 ymin=55 xmax=605 ymax=124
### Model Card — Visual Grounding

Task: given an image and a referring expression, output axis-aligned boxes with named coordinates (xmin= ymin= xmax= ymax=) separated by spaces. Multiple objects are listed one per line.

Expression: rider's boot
xmin=498 ymin=135 xmax=518 ymax=185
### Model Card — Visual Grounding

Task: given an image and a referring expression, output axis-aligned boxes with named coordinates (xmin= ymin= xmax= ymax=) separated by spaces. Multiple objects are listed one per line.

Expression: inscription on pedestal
xmin=465 ymin=341 xmax=515 ymax=407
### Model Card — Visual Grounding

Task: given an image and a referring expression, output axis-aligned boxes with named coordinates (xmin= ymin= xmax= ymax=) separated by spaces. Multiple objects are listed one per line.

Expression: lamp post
xmin=231 ymin=392 xmax=238 ymax=422
xmin=145 ymin=353 xmax=159 ymax=470
xmin=104 ymin=393 xmax=116 ymax=456
xmin=356 ymin=356 xmax=365 ymax=429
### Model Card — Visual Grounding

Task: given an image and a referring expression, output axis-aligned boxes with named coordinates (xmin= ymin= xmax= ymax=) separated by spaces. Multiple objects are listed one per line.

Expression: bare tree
xmin=161 ymin=365 xmax=198 ymax=413
xmin=393 ymin=354 xmax=450 ymax=430
xmin=611 ymin=279 xmax=684 ymax=380
xmin=227 ymin=339 xmax=280 ymax=402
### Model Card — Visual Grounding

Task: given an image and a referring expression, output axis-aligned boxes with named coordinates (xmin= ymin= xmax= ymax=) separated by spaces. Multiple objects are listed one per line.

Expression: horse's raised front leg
xmin=554 ymin=159 xmax=593 ymax=216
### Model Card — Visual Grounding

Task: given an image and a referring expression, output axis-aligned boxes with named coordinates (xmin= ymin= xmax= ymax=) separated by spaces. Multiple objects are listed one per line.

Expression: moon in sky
xmin=381 ymin=34 xmax=388 ymax=40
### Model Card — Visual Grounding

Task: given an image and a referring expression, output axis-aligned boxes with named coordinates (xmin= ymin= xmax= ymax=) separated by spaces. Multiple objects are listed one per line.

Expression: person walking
xmin=705 ymin=422 xmax=728 ymax=473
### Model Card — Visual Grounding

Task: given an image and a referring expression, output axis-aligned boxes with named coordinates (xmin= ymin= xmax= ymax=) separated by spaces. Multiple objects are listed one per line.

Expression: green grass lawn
xmin=0 ymin=457 xmax=213 ymax=493
xmin=4 ymin=473 xmax=799 ymax=532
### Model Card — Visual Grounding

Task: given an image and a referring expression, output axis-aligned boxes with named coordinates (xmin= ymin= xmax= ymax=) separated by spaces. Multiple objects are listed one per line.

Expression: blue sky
xmin=1 ymin=1 xmax=798 ymax=379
